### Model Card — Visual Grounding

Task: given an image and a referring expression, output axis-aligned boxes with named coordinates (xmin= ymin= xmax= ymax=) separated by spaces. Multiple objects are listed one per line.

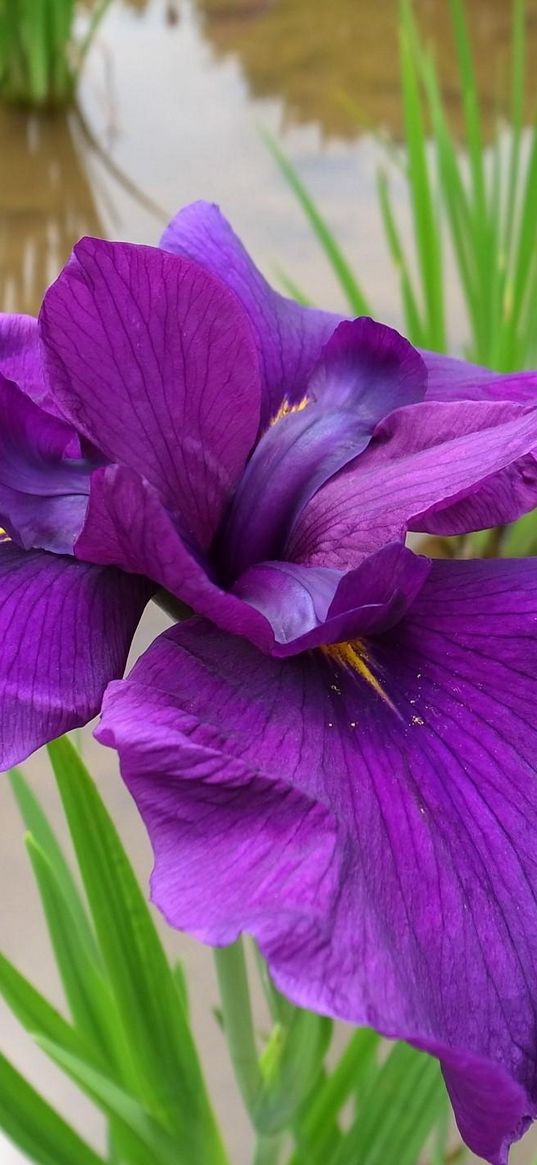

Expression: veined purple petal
xmin=160 ymin=201 xmax=340 ymax=427
xmin=0 ymin=374 xmax=92 ymax=553
xmin=75 ymin=464 xmax=276 ymax=653
xmin=0 ymin=313 xmax=47 ymax=405
xmin=160 ymin=204 xmax=537 ymax=421
xmin=289 ymin=399 xmax=537 ymax=569
xmin=0 ymin=541 xmax=150 ymax=768
xmin=415 ymin=455 xmax=537 ymax=536
xmin=223 ymin=319 xmax=426 ymax=579
xmin=234 ymin=544 xmax=430 ymax=653
xmin=98 ymin=557 xmax=537 ymax=1164
xmin=40 ymin=238 xmax=262 ymax=550
xmin=423 ymin=348 xmax=537 ymax=403
xmin=311 ymin=317 xmax=426 ymax=419
xmin=77 ymin=467 xmax=425 ymax=655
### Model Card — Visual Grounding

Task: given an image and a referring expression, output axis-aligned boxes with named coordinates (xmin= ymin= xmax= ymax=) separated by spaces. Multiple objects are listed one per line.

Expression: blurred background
xmin=2 ymin=1 xmax=537 ymax=1162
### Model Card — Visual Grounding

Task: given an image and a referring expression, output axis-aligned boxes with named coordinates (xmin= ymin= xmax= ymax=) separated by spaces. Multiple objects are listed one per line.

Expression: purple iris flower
xmin=4 ymin=203 xmax=537 ymax=1163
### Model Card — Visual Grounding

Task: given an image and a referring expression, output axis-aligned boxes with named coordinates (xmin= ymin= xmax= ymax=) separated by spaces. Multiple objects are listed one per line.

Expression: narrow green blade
xmin=38 ymin=1038 xmax=182 ymax=1165
xmin=264 ymin=132 xmax=372 ymax=316
xmin=9 ymin=766 xmax=101 ymax=968
xmin=25 ymin=836 xmax=120 ymax=1064
xmin=289 ymin=1027 xmax=379 ymax=1165
xmin=0 ymin=950 xmax=98 ymax=1067
xmin=256 ymin=1011 xmax=332 ymax=1134
xmin=377 ymin=168 xmax=425 ymax=346
xmin=330 ymin=1041 xmax=444 ymax=1165
xmin=0 ymin=1048 xmax=105 ymax=1165
xmin=47 ymin=736 xmax=226 ymax=1163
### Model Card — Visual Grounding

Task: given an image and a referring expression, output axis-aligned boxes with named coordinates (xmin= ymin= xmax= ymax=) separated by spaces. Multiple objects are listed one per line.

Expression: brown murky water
xmin=2 ymin=2 xmax=537 ymax=1163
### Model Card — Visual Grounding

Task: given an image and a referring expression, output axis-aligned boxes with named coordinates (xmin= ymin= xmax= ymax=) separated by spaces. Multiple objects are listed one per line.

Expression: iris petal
xmin=424 ymin=348 xmax=537 ymax=403
xmin=40 ymin=237 xmax=262 ymax=550
xmin=99 ymin=557 xmax=537 ymax=1165
xmin=223 ymin=319 xmax=426 ymax=580
xmin=0 ymin=313 xmax=48 ymax=406
xmin=0 ymin=374 xmax=92 ymax=553
xmin=159 ymin=200 xmax=339 ymax=428
xmin=0 ymin=541 xmax=150 ymax=768
xmin=289 ymin=398 xmax=537 ymax=569
xmin=234 ymin=544 xmax=430 ymax=653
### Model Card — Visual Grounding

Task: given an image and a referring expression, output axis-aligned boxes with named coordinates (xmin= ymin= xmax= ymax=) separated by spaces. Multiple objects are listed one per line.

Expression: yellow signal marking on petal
xmin=322 ymin=640 xmax=399 ymax=714
xmin=271 ymin=395 xmax=310 ymax=425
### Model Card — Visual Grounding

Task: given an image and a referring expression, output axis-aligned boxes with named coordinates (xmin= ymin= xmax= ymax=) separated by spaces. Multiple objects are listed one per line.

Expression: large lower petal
xmin=159 ymin=201 xmax=340 ymax=427
xmin=0 ymin=374 xmax=92 ymax=553
xmin=0 ymin=540 xmax=150 ymax=768
xmin=289 ymin=398 xmax=537 ymax=568
xmin=99 ymin=557 xmax=537 ymax=1164
xmin=40 ymin=238 xmax=261 ymax=550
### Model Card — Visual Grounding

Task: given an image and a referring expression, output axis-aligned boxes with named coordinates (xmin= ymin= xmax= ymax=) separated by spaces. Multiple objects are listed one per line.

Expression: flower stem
xmin=214 ymin=939 xmax=263 ymax=1115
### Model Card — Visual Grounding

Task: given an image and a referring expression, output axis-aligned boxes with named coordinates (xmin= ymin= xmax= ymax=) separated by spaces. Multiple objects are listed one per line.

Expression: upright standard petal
xmin=40 ymin=238 xmax=262 ymax=550
xmin=223 ymin=319 xmax=426 ymax=579
xmin=289 ymin=398 xmax=537 ymax=568
xmin=98 ymin=557 xmax=537 ymax=1164
xmin=0 ymin=374 xmax=92 ymax=553
xmin=0 ymin=541 xmax=151 ymax=768
xmin=160 ymin=201 xmax=340 ymax=426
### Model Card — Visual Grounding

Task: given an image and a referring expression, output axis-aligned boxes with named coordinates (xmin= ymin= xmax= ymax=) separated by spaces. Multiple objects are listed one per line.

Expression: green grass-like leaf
xmin=0 ymin=1048 xmax=105 ymax=1165
xmin=9 ymin=767 xmax=101 ymax=967
xmin=37 ymin=1038 xmax=183 ymax=1165
xmin=289 ymin=1027 xmax=380 ymax=1165
xmin=330 ymin=1041 xmax=444 ymax=1165
xmin=263 ymin=131 xmax=372 ymax=317
xmin=0 ymin=0 xmax=110 ymax=106
xmin=46 ymin=736 xmax=227 ymax=1164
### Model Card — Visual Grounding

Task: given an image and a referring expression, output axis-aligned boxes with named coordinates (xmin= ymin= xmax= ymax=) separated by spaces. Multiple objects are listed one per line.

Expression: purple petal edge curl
xmin=290 ymin=398 xmax=537 ymax=569
xmin=0 ymin=541 xmax=151 ymax=768
xmin=0 ymin=313 xmax=48 ymax=406
xmin=223 ymin=318 xmax=427 ymax=579
xmin=0 ymin=373 xmax=91 ymax=554
xmin=234 ymin=543 xmax=430 ymax=652
xmin=77 ymin=465 xmax=427 ymax=654
xmin=98 ymin=557 xmax=537 ymax=1164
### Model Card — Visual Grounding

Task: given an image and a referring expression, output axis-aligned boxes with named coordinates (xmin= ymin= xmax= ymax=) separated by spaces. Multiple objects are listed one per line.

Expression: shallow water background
xmin=1 ymin=1 xmax=537 ymax=1161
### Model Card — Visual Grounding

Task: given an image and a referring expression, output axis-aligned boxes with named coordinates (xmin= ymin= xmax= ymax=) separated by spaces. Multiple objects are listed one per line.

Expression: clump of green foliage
xmin=0 ymin=0 xmax=113 ymax=108
xmin=269 ymin=0 xmax=537 ymax=555
xmin=270 ymin=0 xmax=537 ymax=371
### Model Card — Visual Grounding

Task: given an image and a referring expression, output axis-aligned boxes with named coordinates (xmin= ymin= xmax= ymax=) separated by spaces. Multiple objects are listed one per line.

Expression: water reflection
xmin=0 ymin=109 xmax=103 ymax=314
xmin=196 ymin=0 xmax=537 ymax=140
xmin=3 ymin=0 xmax=537 ymax=320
